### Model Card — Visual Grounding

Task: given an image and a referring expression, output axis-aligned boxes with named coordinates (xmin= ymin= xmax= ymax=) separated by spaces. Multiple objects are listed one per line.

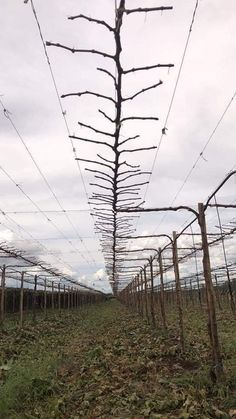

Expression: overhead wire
xmin=147 ymin=90 xmax=236 ymax=239
xmin=142 ymin=0 xmax=200 ymax=205
xmin=128 ymin=0 xmax=200 ymax=252
xmin=0 ymin=98 xmax=97 ymax=268
xmin=28 ymin=0 xmax=102 ymax=267
xmin=0 ymin=164 xmax=96 ymax=267
xmin=0 ymin=206 xmax=74 ymax=272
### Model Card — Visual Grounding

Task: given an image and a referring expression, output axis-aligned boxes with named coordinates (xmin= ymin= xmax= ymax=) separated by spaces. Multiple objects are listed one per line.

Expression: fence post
xmin=172 ymin=231 xmax=184 ymax=352
xmin=0 ymin=265 xmax=6 ymax=327
xmin=32 ymin=274 xmax=37 ymax=323
xmin=51 ymin=281 xmax=54 ymax=310
xmin=63 ymin=284 xmax=66 ymax=309
xmin=143 ymin=267 xmax=149 ymax=323
xmin=58 ymin=283 xmax=61 ymax=313
xmin=149 ymin=257 xmax=155 ymax=326
xmin=158 ymin=249 xmax=167 ymax=330
xmin=44 ymin=278 xmax=47 ymax=318
xmin=68 ymin=286 xmax=70 ymax=310
xmin=19 ymin=271 xmax=25 ymax=329
xmin=198 ymin=203 xmax=223 ymax=379
xmin=214 ymin=274 xmax=222 ymax=311
xmin=137 ymin=274 xmax=141 ymax=315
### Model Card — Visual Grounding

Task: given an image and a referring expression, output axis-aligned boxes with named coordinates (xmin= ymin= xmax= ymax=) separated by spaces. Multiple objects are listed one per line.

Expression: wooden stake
xmin=143 ymin=267 xmax=149 ymax=322
xmin=32 ymin=274 xmax=37 ymax=323
xmin=198 ymin=203 xmax=223 ymax=380
xmin=158 ymin=249 xmax=167 ymax=330
xmin=44 ymin=278 xmax=47 ymax=318
xmin=58 ymin=283 xmax=61 ymax=312
xmin=0 ymin=265 xmax=6 ymax=327
xmin=149 ymin=257 xmax=155 ymax=326
xmin=172 ymin=231 xmax=184 ymax=352
xmin=51 ymin=281 xmax=54 ymax=310
xmin=19 ymin=271 xmax=25 ymax=329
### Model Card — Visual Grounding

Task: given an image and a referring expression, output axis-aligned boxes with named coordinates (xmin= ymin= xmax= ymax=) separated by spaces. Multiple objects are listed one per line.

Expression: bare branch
xmin=118 ymin=135 xmax=140 ymax=147
xmin=70 ymin=135 xmax=113 ymax=149
xmin=121 ymin=116 xmax=159 ymax=123
xmin=123 ymin=81 xmax=163 ymax=101
xmin=46 ymin=41 xmax=114 ymax=60
xmin=76 ymin=158 xmax=114 ymax=171
xmin=118 ymin=181 xmax=149 ymax=190
xmin=123 ymin=7 xmax=173 ymax=15
xmin=85 ymin=168 xmax=113 ymax=180
xmin=61 ymin=90 xmax=116 ymax=104
xmin=94 ymin=175 xmax=113 ymax=185
xmin=97 ymin=154 xmax=114 ymax=164
xmin=123 ymin=63 xmax=174 ymax=74
xmin=119 ymin=205 xmax=198 ymax=216
xmin=118 ymin=172 xmax=151 ymax=183
xmin=120 ymin=161 xmax=140 ymax=169
xmin=120 ymin=146 xmax=157 ymax=154
xmin=97 ymin=67 xmax=117 ymax=85
xmin=98 ymin=109 xmax=115 ymax=123
xmin=68 ymin=14 xmax=114 ymax=32
xmin=78 ymin=121 xmax=114 ymax=137
xmin=90 ymin=183 xmax=113 ymax=191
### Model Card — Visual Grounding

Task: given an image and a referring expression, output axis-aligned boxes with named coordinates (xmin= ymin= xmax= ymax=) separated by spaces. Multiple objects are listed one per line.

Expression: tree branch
xmin=70 ymin=135 xmax=113 ymax=149
xmin=97 ymin=67 xmax=117 ymax=85
xmin=123 ymin=81 xmax=163 ymax=101
xmin=61 ymin=90 xmax=116 ymax=104
xmin=46 ymin=41 xmax=114 ymax=60
xmin=123 ymin=7 xmax=173 ymax=15
xmin=118 ymin=181 xmax=149 ymax=190
xmin=121 ymin=116 xmax=159 ymax=122
xmin=118 ymin=135 xmax=140 ymax=147
xmin=78 ymin=121 xmax=114 ymax=137
xmin=98 ymin=109 xmax=115 ymax=123
xmin=76 ymin=158 xmax=114 ymax=171
xmin=68 ymin=14 xmax=114 ymax=32
xmin=120 ymin=146 xmax=157 ymax=153
xmin=123 ymin=63 xmax=174 ymax=74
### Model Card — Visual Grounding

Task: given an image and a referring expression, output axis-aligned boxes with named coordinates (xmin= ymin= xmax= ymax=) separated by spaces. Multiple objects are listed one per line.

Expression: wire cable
xmin=0 ymin=98 xmax=97 ymax=268
xmin=28 ymin=0 xmax=101 ymax=266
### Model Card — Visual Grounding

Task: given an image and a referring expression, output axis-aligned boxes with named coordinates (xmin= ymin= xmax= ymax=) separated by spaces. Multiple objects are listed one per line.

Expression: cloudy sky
xmin=0 ymin=0 xmax=235 ymax=292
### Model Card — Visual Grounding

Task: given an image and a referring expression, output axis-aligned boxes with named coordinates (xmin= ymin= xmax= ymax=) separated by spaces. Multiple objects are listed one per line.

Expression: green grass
xmin=0 ymin=301 xmax=235 ymax=418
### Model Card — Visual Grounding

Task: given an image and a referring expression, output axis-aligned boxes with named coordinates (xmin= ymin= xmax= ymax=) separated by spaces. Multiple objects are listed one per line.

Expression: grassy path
xmin=0 ymin=300 xmax=235 ymax=418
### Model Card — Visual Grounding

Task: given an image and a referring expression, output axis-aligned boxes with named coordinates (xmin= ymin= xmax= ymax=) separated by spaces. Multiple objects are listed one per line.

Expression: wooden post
xmin=12 ymin=290 xmax=15 ymax=313
xmin=149 ymin=257 xmax=155 ymax=326
xmin=19 ymin=271 xmax=25 ymax=329
xmin=58 ymin=283 xmax=61 ymax=312
xmin=214 ymin=274 xmax=222 ymax=311
xmin=32 ymin=274 xmax=37 ymax=323
xmin=172 ymin=232 xmax=184 ymax=352
xmin=140 ymin=272 xmax=144 ymax=316
xmin=198 ymin=203 xmax=223 ymax=380
xmin=143 ymin=267 xmax=149 ymax=323
xmin=137 ymin=274 xmax=141 ymax=314
xmin=158 ymin=249 xmax=167 ymax=330
xmin=44 ymin=278 xmax=47 ymax=318
xmin=0 ymin=265 xmax=6 ymax=327
xmin=68 ymin=286 xmax=70 ymax=310
xmin=51 ymin=281 xmax=54 ymax=310
xmin=190 ymin=279 xmax=194 ymax=305
xmin=63 ymin=284 xmax=66 ymax=309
